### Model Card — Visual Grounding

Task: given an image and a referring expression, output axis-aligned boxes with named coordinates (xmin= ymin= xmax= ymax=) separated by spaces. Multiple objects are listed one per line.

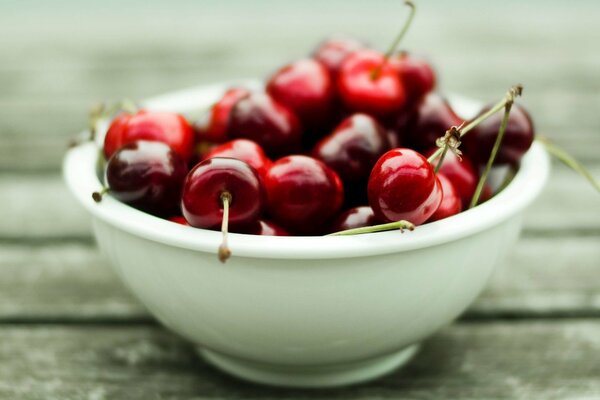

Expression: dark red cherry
xmin=312 ymin=113 xmax=390 ymax=185
xmin=202 ymin=139 xmax=271 ymax=179
xmin=267 ymin=59 xmax=334 ymax=132
xmin=229 ymin=92 xmax=302 ymax=158
xmin=424 ymin=148 xmax=478 ymax=208
xmin=463 ymin=103 xmax=535 ymax=166
xmin=168 ymin=216 xmax=189 ymax=225
xmin=181 ymin=158 xmax=264 ymax=230
xmin=368 ymin=148 xmax=442 ymax=225
xmin=337 ymin=50 xmax=407 ymax=118
xmin=265 ymin=155 xmax=344 ymax=234
xmin=427 ymin=174 xmax=461 ymax=222
xmin=194 ymin=88 xmax=250 ymax=143
xmin=237 ymin=219 xmax=289 ymax=236
xmin=400 ymin=93 xmax=463 ymax=151
xmin=100 ymin=140 xmax=188 ymax=216
xmin=103 ymin=110 xmax=195 ymax=162
xmin=331 ymin=206 xmax=379 ymax=232
xmin=312 ymin=36 xmax=366 ymax=78
xmin=389 ymin=52 xmax=435 ymax=104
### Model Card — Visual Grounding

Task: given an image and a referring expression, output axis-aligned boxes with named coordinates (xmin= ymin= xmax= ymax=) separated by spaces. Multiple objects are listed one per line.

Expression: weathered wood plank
xmin=0 ymin=320 xmax=599 ymax=399
xmin=1 ymin=163 xmax=597 ymax=241
xmin=1 ymin=236 xmax=598 ymax=322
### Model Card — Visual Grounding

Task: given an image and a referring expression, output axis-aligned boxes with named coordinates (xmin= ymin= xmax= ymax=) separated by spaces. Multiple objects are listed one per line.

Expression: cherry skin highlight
xmin=229 ymin=92 xmax=302 ymax=158
xmin=181 ymin=158 xmax=264 ymax=230
xmin=312 ymin=35 xmax=366 ymax=78
xmin=103 ymin=110 xmax=194 ymax=162
xmin=265 ymin=155 xmax=344 ymax=234
xmin=368 ymin=148 xmax=442 ymax=225
xmin=104 ymin=140 xmax=188 ymax=216
xmin=427 ymin=174 xmax=462 ymax=222
xmin=331 ymin=206 xmax=379 ymax=232
xmin=202 ymin=139 xmax=271 ymax=179
xmin=337 ymin=50 xmax=407 ymax=118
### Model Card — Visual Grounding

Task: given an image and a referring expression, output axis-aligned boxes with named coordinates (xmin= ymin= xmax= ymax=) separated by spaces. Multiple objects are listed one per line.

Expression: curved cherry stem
xmin=218 ymin=192 xmax=232 ymax=263
xmin=327 ymin=220 xmax=415 ymax=236
xmin=92 ymin=187 xmax=109 ymax=203
xmin=371 ymin=0 xmax=416 ymax=80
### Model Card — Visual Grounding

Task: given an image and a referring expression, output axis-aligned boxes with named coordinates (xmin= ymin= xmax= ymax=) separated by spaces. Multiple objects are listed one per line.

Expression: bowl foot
xmin=197 ymin=344 xmax=420 ymax=388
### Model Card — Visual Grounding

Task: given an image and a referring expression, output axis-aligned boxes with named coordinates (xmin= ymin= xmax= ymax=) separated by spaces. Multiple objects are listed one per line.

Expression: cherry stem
xmin=537 ymin=136 xmax=600 ymax=193
xmin=218 ymin=192 xmax=232 ymax=263
xmin=92 ymin=187 xmax=109 ymax=203
xmin=469 ymin=101 xmax=514 ymax=208
xmin=433 ymin=144 xmax=449 ymax=174
xmin=370 ymin=0 xmax=416 ymax=80
xmin=327 ymin=220 xmax=415 ymax=236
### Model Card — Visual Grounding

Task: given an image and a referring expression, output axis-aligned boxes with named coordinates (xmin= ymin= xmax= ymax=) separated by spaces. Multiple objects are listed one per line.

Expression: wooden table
xmin=1 ymin=1 xmax=599 ymax=398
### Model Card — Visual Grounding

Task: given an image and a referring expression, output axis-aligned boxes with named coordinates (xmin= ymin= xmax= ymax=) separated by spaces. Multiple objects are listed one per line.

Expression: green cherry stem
xmin=218 ymin=192 xmax=232 ymax=263
xmin=370 ymin=0 xmax=416 ymax=80
xmin=327 ymin=220 xmax=415 ymax=236
xmin=92 ymin=187 xmax=109 ymax=203
xmin=537 ymin=135 xmax=600 ymax=193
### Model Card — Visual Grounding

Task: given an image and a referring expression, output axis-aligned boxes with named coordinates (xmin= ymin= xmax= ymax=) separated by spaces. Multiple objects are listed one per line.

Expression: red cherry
xmin=424 ymin=148 xmax=478 ymax=208
xmin=103 ymin=110 xmax=194 ymax=162
xmin=427 ymin=174 xmax=462 ymax=222
xmin=194 ymin=88 xmax=250 ymax=143
xmin=265 ymin=155 xmax=344 ymax=234
xmin=389 ymin=52 xmax=436 ymax=104
xmin=463 ymin=103 xmax=535 ymax=166
xmin=181 ymin=158 xmax=264 ymax=230
xmin=337 ymin=50 xmax=407 ymax=118
xmin=267 ymin=59 xmax=334 ymax=132
xmin=368 ymin=148 xmax=442 ymax=225
xmin=202 ymin=139 xmax=271 ymax=179
xmin=312 ymin=36 xmax=366 ymax=78
xmin=399 ymin=93 xmax=463 ymax=151
xmin=168 ymin=216 xmax=189 ymax=226
xmin=331 ymin=206 xmax=379 ymax=232
xmin=97 ymin=140 xmax=188 ymax=216
xmin=237 ymin=219 xmax=289 ymax=236
xmin=229 ymin=92 xmax=302 ymax=158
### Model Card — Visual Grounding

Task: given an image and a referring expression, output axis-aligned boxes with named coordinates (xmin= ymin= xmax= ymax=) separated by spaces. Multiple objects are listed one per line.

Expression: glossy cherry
xmin=202 ymin=139 xmax=271 ymax=179
xmin=425 ymin=148 xmax=478 ymax=208
xmin=96 ymin=140 xmax=188 ymax=216
xmin=312 ymin=35 xmax=366 ymax=78
xmin=267 ymin=59 xmax=334 ymax=132
xmin=462 ymin=103 xmax=535 ymax=166
xmin=389 ymin=52 xmax=436 ymax=104
xmin=368 ymin=148 xmax=442 ymax=225
xmin=337 ymin=50 xmax=407 ymax=118
xmin=194 ymin=88 xmax=250 ymax=143
xmin=229 ymin=92 xmax=302 ymax=158
xmin=427 ymin=174 xmax=462 ymax=222
xmin=237 ymin=219 xmax=289 ymax=236
xmin=103 ymin=110 xmax=194 ymax=162
xmin=265 ymin=155 xmax=344 ymax=234
xmin=181 ymin=157 xmax=264 ymax=231
xmin=330 ymin=206 xmax=379 ymax=232
xmin=400 ymin=93 xmax=463 ymax=151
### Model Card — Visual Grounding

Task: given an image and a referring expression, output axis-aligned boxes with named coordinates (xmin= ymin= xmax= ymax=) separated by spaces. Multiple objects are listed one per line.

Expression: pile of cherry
xmin=92 ymin=4 xmax=538 ymax=262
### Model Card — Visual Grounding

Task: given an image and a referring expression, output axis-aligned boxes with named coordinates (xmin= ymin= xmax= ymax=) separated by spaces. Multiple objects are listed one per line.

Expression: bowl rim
xmin=63 ymin=82 xmax=550 ymax=260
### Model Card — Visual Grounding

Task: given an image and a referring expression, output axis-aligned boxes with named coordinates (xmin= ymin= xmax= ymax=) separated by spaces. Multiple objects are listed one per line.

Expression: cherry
xmin=427 ymin=174 xmax=461 ymax=222
xmin=389 ymin=51 xmax=436 ymax=104
xmin=168 ymin=216 xmax=189 ymax=225
xmin=237 ymin=219 xmax=289 ymax=236
xmin=267 ymin=59 xmax=334 ymax=132
xmin=194 ymin=88 xmax=250 ymax=143
xmin=181 ymin=157 xmax=264 ymax=231
xmin=331 ymin=206 xmax=379 ymax=232
xmin=424 ymin=148 xmax=478 ymax=208
xmin=229 ymin=92 xmax=302 ymax=158
xmin=265 ymin=155 xmax=344 ymax=234
xmin=337 ymin=49 xmax=407 ymax=118
xmin=202 ymin=139 xmax=271 ymax=179
xmin=312 ymin=35 xmax=366 ymax=78
xmin=94 ymin=140 xmax=188 ymax=216
xmin=368 ymin=148 xmax=442 ymax=225
xmin=103 ymin=110 xmax=195 ymax=162
xmin=400 ymin=93 xmax=463 ymax=151
xmin=462 ymin=103 xmax=535 ymax=166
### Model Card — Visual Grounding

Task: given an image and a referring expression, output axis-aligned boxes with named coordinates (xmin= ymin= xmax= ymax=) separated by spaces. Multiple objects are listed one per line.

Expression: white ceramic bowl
xmin=63 ymin=82 xmax=550 ymax=388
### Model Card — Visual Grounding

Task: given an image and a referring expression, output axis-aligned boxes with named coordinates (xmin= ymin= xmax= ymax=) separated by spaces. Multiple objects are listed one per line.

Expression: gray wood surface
xmin=1 ymin=0 xmax=599 ymax=398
